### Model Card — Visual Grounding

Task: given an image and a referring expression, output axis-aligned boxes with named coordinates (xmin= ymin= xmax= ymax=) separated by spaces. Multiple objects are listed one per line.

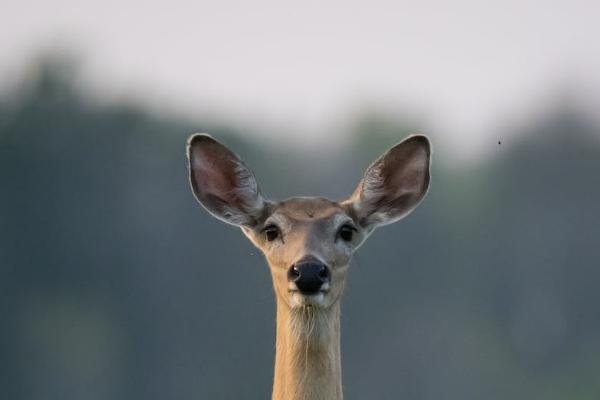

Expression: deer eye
xmin=262 ymin=225 xmax=280 ymax=241
xmin=338 ymin=224 xmax=357 ymax=242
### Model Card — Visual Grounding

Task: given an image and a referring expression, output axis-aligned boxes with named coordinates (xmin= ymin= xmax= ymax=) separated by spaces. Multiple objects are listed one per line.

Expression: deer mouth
xmin=287 ymin=281 xmax=330 ymax=293
xmin=289 ymin=289 xmax=329 ymax=307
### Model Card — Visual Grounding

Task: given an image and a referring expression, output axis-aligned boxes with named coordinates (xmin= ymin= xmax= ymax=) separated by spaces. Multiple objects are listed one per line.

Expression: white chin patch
xmin=291 ymin=292 xmax=326 ymax=308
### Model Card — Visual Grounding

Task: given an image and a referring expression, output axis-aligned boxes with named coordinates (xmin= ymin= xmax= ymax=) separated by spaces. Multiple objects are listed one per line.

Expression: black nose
xmin=288 ymin=262 xmax=330 ymax=294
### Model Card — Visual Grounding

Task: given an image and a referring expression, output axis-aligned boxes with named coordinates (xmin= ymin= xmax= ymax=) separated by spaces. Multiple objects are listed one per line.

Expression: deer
xmin=186 ymin=133 xmax=431 ymax=400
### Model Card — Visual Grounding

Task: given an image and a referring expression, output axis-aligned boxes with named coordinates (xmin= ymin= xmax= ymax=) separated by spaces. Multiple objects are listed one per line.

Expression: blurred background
xmin=2 ymin=1 xmax=600 ymax=399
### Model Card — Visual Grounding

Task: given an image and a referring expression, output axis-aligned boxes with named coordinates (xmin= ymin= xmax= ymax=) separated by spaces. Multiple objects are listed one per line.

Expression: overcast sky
xmin=2 ymin=0 xmax=599 ymax=157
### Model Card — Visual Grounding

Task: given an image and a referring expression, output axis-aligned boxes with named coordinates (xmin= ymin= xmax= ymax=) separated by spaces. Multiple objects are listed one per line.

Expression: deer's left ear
xmin=187 ymin=134 xmax=266 ymax=227
xmin=345 ymin=135 xmax=431 ymax=230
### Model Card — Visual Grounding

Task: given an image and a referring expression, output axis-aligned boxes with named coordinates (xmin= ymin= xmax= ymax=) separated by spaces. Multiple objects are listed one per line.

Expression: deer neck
xmin=272 ymin=300 xmax=342 ymax=400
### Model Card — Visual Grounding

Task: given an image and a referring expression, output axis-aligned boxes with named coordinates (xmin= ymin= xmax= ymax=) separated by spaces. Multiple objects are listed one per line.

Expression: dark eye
xmin=262 ymin=225 xmax=280 ymax=241
xmin=338 ymin=224 xmax=356 ymax=242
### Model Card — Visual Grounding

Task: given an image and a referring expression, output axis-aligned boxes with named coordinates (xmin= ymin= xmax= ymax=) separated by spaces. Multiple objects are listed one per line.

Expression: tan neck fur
xmin=272 ymin=301 xmax=342 ymax=400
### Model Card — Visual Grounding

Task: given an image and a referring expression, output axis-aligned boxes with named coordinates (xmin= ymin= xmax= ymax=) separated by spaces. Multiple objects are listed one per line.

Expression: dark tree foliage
xmin=1 ymin=56 xmax=599 ymax=400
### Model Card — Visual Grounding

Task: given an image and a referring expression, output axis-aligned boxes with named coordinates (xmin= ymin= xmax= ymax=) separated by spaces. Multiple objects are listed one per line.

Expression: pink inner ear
xmin=192 ymin=145 xmax=239 ymax=205
xmin=188 ymin=135 xmax=266 ymax=226
xmin=354 ymin=137 xmax=430 ymax=226
xmin=386 ymin=154 xmax=428 ymax=197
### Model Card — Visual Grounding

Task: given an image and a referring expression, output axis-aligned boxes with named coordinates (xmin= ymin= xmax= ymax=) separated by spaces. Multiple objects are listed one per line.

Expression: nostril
xmin=287 ymin=265 xmax=301 ymax=282
xmin=289 ymin=262 xmax=329 ymax=294
xmin=318 ymin=266 xmax=330 ymax=282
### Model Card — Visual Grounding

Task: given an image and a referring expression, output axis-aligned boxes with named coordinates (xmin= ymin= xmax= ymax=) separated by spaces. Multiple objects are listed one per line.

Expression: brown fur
xmin=186 ymin=134 xmax=431 ymax=400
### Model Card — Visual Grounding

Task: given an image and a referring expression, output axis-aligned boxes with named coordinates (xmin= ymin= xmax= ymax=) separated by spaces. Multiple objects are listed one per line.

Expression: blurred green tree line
xmin=1 ymin=55 xmax=599 ymax=400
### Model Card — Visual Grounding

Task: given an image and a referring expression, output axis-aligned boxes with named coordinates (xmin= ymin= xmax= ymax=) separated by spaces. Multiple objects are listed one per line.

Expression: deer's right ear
xmin=187 ymin=134 xmax=266 ymax=227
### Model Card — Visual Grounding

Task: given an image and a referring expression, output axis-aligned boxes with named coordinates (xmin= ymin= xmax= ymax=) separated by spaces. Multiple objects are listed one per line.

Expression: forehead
xmin=270 ymin=197 xmax=346 ymax=222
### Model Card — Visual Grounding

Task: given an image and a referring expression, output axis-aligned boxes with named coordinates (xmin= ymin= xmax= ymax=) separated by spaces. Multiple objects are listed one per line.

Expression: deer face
xmin=187 ymin=134 xmax=431 ymax=310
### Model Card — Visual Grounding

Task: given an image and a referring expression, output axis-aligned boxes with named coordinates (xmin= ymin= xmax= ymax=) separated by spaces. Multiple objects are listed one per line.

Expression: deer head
xmin=187 ymin=134 xmax=431 ymax=311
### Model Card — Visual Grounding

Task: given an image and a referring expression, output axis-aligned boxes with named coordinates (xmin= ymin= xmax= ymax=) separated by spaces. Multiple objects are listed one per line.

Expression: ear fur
xmin=346 ymin=135 xmax=431 ymax=229
xmin=187 ymin=134 xmax=266 ymax=226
